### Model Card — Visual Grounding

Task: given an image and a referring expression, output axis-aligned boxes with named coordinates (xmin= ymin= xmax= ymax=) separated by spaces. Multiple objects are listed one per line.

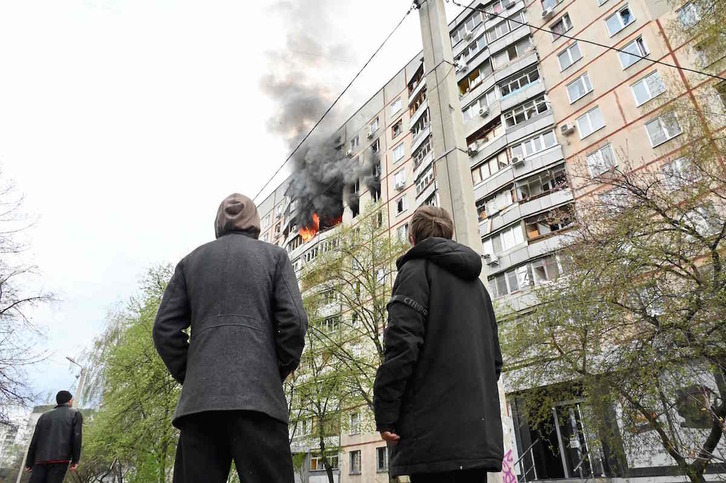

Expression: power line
xmin=448 ymin=0 xmax=726 ymax=82
xmin=252 ymin=3 xmax=420 ymax=203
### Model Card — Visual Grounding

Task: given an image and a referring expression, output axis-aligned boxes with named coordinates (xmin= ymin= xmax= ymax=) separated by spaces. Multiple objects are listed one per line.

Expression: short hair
xmin=56 ymin=391 xmax=73 ymax=405
xmin=409 ymin=205 xmax=454 ymax=243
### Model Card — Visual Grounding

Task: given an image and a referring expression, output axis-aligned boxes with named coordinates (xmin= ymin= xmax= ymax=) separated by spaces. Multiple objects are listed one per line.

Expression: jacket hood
xmin=397 ymin=237 xmax=482 ymax=281
xmin=215 ymin=193 xmax=261 ymax=239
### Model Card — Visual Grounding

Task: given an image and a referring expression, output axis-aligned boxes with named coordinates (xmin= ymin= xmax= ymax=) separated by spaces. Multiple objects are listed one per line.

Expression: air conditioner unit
xmin=367 ymin=131 xmax=374 ymax=139
xmin=346 ymin=149 xmax=354 ymax=157
xmin=395 ymin=181 xmax=406 ymax=191
xmin=468 ymin=143 xmax=480 ymax=155
xmin=542 ymin=8 xmax=554 ymax=19
xmin=479 ymin=106 xmax=489 ymax=117
xmin=512 ymin=156 xmax=525 ymax=167
xmin=505 ymin=0 xmax=517 ymax=8
xmin=560 ymin=123 xmax=576 ymax=136
xmin=464 ymin=30 xmax=474 ymax=41
xmin=487 ymin=255 xmax=500 ymax=266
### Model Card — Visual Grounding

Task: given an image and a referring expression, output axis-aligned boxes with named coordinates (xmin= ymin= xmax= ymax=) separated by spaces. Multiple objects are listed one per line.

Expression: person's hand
xmin=25 ymin=467 xmax=32 ymax=473
xmin=70 ymin=463 xmax=78 ymax=472
xmin=380 ymin=431 xmax=401 ymax=443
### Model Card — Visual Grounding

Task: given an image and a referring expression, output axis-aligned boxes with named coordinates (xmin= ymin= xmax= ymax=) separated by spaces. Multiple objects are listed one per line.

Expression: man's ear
xmin=408 ymin=234 xmax=416 ymax=247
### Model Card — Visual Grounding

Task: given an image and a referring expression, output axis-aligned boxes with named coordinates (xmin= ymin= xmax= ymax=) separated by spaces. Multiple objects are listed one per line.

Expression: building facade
xmin=257 ymin=0 xmax=726 ymax=481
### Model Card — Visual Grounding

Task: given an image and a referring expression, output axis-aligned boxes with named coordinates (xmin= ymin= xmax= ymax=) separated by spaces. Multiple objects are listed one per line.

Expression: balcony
xmin=416 ymin=181 xmax=437 ymax=205
xmin=410 ymin=100 xmax=428 ymax=127
xmin=500 ymin=79 xmax=546 ymax=112
xmin=465 ymin=102 xmax=502 ymax=138
xmin=414 ymin=150 xmax=435 ymax=181
xmin=483 ymin=0 xmax=526 ymax=31
xmin=474 ymin=145 xmax=565 ymax=201
xmin=408 ymin=78 xmax=426 ymax=107
xmin=519 ymin=188 xmax=574 ymax=218
xmin=505 ymin=111 xmax=555 ymax=146
xmin=411 ymin=125 xmax=431 ymax=153
xmin=486 ymin=24 xmax=531 ymax=61
xmin=482 ymin=230 xmax=570 ymax=276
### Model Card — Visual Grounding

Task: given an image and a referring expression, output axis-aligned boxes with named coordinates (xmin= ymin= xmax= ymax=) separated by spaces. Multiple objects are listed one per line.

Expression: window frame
xmin=586 ymin=143 xmax=617 ymax=177
xmin=376 ymin=446 xmax=389 ymax=473
xmin=550 ymin=13 xmax=573 ymax=41
xmin=558 ymin=42 xmax=583 ymax=71
xmin=393 ymin=143 xmax=406 ymax=163
xmin=606 ymin=5 xmax=635 ymax=36
xmin=390 ymin=98 xmax=402 ymax=116
xmin=618 ymin=36 xmax=649 ymax=69
xmin=566 ymin=72 xmax=593 ymax=103
xmin=576 ymin=106 xmax=605 ymax=139
xmin=645 ymin=112 xmax=683 ymax=147
xmin=396 ymin=195 xmax=407 ymax=215
xmin=631 ymin=70 xmax=666 ymax=106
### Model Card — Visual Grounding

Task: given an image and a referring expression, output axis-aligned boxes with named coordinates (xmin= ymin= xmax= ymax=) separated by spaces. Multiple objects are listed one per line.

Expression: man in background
xmin=25 ymin=390 xmax=83 ymax=483
xmin=153 ymin=193 xmax=308 ymax=483
xmin=374 ymin=205 xmax=503 ymax=482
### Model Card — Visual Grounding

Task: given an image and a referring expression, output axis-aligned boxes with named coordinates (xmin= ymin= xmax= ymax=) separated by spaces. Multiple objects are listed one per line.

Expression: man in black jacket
xmin=25 ymin=390 xmax=83 ymax=483
xmin=153 ymin=193 xmax=308 ymax=483
xmin=374 ymin=205 xmax=503 ymax=482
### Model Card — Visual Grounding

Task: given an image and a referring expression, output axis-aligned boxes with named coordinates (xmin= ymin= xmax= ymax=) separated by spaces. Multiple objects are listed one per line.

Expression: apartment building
xmin=257 ymin=0 xmax=725 ymax=481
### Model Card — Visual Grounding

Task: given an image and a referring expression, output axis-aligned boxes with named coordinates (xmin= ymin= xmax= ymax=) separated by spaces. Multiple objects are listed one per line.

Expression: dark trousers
xmin=29 ymin=463 xmax=68 ymax=483
xmin=411 ymin=469 xmax=488 ymax=483
xmin=173 ymin=410 xmax=294 ymax=483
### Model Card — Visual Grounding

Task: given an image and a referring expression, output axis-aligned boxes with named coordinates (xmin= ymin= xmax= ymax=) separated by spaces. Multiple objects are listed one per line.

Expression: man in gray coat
xmin=153 ymin=193 xmax=308 ymax=483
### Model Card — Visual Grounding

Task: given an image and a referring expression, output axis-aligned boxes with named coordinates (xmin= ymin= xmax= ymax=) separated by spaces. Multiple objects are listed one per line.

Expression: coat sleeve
xmin=153 ymin=261 xmax=191 ymax=384
xmin=272 ymin=251 xmax=308 ymax=381
xmin=373 ymin=262 xmax=430 ymax=432
xmin=71 ymin=411 xmax=83 ymax=464
xmin=25 ymin=416 xmax=42 ymax=467
xmin=485 ymin=288 xmax=503 ymax=380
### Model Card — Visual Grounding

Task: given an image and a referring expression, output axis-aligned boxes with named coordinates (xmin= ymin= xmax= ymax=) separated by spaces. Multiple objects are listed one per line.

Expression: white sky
xmin=0 ymin=0 xmax=463 ymax=406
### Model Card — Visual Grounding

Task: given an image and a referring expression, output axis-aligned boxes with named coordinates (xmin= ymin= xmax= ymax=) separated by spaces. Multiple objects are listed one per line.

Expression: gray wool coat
xmin=153 ymin=230 xmax=308 ymax=427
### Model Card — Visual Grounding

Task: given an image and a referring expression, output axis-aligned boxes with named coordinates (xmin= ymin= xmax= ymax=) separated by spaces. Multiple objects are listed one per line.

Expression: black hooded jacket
xmin=373 ymin=237 xmax=503 ymax=477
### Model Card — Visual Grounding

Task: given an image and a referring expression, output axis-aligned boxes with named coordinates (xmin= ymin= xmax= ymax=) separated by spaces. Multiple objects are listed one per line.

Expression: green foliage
xmin=80 ymin=265 xmax=180 ymax=483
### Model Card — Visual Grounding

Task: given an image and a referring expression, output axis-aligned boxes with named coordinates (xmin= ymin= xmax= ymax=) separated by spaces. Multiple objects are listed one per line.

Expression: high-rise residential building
xmin=258 ymin=0 xmax=724 ymax=481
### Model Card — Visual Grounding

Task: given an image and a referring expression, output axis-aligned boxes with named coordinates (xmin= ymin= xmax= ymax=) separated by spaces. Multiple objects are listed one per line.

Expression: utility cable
xmin=448 ymin=0 xmax=726 ymax=82
xmin=252 ymin=3 xmax=420 ymax=202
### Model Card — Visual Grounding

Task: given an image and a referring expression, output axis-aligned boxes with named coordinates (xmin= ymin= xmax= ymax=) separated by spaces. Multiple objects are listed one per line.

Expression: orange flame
xmin=300 ymin=213 xmax=320 ymax=242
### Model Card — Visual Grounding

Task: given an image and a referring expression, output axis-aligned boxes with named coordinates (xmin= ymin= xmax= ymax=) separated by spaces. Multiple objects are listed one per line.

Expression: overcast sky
xmin=0 ymin=0 xmax=463 ymax=408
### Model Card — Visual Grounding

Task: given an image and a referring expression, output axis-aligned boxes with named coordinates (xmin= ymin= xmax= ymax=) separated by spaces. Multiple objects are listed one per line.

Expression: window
xmin=323 ymin=315 xmax=341 ymax=332
xmin=525 ymin=206 xmax=575 ymax=240
xmin=558 ymin=42 xmax=582 ymax=70
xmin=370 ymin=117 xmax=380 ymax=134
xmin=503 ymin=95 xmax=549 ymax=128
xmin=511 ymin=130 xmax=557 ymax=160
xmin=488 ymin=255 xmax=562 ymax=298
xmin=413 ymin=138 xmax=432 ymax=167
xmin=390 ymin=98 xmax=402 ymax=116
xmin=516 ymin=165 xmax=568 ymax=201
xmin=619 ymin=37 xmax=649 ymax=69
xmin=482 ymin=223 xmax=525 ymax=256
xmin=631 ymin=71 xmax=666 ymax=106
xmin=263 ymin=233 xmax=269 ymax=242
xmin=349 ymin=412 xmax=361 ymax=435
xmin=411 ymin=109 xmax=430 ymax=138
xmin=688 ymin=204 xmax=720 ymax=236
xmin=261 ymin=214 xmax=271 ymax=228
xmin=463 ymin=88 xmax=498 ymax=120
xmin=397 ymin=223 xmax=409 ymax=242
xmin=606 ymin=5 xmax=635 ymax=36
xmin=392 ymin=120 xmax=403 ymax=138
xmin=350 ymin=136 xmax=359 ymax=151
xmin=499 ymin=67 xmax=540 ymax=98
xmin=377 ymin=447 xmax=389 ymax=472
xmin=393 ymin=143 xmax=406 ymax=162
xmin=491 ymin=37 xmax=533 ymax=69
xmin=372 ymin=138 xmax=381 ymax=154
xmin=321 ymin=289 xmax=337 ymax=305
xmin=350 ymin=451 xmax=362 ymax=474
xmin=646 ymin=112 xmax=682 ymax=147
xmin=416 ymin=167 xmax=435 ymax=195
xmin=486 ymin=12 xmax=526 ymax=43
xmin=587 ymin=144 xmax=617 ymax=176
xmin=396 ymin=196 xmax=407 ymax=215
xmin=677 ymin=2 xmax=701 ymax=27
xmin=576 ymin=106 xmax=605 ymax=139
xmin=394 ymin=169 xmax=406 ymax=187
xmin=566 ymin=73 xmax=593 ymax=103
xmin=462 ymin=35 xmax=488 ymax=62
xmin=663 ymin=157 xmax=695 ymax=190
xmin=451 ymin=10 xmax=484 ymax=44
xmin=542 ymin=0 xmax=558 ymax=10
xmin=311 ymin=454 xmax=339 ymax=471
xmin=551 ymin=13 xmax=573 ymax=40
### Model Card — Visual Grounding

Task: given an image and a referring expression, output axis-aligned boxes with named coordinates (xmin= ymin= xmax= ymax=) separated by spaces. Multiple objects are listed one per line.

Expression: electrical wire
xmin=448 ymin=0 xmax=726 ymax=82
xmin=252 ymin=3 xmax=420 ymax=203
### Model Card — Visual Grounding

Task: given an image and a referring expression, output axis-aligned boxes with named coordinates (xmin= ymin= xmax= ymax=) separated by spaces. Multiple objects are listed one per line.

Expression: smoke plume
xmin=262 ymin=1 xmax=380 ymax=230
